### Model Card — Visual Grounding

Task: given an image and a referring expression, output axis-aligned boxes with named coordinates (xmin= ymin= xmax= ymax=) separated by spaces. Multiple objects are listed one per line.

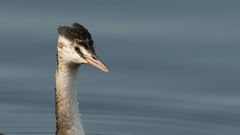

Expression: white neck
xmin=55 ymin=61 xmax=85 ymax=135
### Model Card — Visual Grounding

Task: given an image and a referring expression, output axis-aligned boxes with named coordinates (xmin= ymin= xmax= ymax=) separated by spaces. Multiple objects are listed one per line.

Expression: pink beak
xmin=84 ymin=55 xmax=109 ymax=72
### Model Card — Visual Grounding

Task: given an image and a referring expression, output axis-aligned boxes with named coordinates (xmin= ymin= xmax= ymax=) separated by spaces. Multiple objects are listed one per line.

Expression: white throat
xmin=55 ymin=57 xmax=85 ymax=135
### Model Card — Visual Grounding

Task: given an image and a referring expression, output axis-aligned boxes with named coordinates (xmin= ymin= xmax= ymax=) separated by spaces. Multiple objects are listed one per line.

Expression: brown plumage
xmin=58 ymin=23 xmax=95 ymax=53
xmin=57 ymin=23 xmax=93 ymax=43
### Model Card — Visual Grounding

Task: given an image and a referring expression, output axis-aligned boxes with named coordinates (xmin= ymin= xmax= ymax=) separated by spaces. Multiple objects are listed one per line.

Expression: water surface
xmin=0 ymin=1 xmax=240 ymax=135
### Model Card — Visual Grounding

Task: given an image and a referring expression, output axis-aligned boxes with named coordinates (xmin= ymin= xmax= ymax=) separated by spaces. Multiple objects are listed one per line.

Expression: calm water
xmin=0 ymin=1 xmax=240 ymax=135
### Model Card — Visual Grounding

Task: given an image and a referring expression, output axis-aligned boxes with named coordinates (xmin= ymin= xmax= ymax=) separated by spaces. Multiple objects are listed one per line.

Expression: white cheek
xmin=67 ymin=48 xmax=87 ymax=64
xmin=58 ymin=36 xmax=88 ymax=64
xmin=79 ymin=46 xmax=91 ymax=56
xmin=58 ymin=36 xmax=71 ymax=45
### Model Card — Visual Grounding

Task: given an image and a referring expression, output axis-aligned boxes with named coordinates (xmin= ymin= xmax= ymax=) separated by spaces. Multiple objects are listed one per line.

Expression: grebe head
xmin=57 ymin=22 xmax=109 ymax=72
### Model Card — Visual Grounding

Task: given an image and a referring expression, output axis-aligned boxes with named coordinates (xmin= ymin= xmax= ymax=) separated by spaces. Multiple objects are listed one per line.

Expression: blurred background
xmin=0 ymin=0 xmax=240 ymax=135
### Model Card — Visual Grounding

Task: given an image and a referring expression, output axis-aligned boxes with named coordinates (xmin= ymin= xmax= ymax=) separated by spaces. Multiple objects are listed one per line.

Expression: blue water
xmin=0 ymin=0 xmax=240 ymax=135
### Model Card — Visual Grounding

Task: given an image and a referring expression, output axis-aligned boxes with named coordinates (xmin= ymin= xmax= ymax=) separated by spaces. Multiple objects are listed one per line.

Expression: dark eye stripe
xmin=75 ymin=39 xmax=94 ymax=44
xmin=75 ymin=40 xmax=94 ymax=49
xmin=74 ymin=46 xmax=85 ymax=58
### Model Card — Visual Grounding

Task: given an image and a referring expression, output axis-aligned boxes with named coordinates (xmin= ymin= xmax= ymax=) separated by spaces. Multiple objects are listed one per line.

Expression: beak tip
xmin=84 ymin=55 xmax=109 ymax=73
xmin=102 ymin=68 xmax=109 ymax=72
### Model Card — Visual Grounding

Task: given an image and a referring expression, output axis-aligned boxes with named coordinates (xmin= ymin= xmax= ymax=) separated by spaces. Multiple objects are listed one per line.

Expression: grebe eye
xmin=74 ymin=46 xmax=80 ymax=52
xmin=92 ymin=55 xmax=97 ymax=60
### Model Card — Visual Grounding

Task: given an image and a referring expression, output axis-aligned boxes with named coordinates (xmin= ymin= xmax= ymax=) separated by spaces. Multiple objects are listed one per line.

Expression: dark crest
xmin=57 ymin=23 xmax=93 ymax=44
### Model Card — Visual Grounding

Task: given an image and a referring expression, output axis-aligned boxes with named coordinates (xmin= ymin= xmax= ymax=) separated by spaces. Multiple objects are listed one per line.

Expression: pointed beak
xmin=84 ymin=55 xmax=109 ymax=72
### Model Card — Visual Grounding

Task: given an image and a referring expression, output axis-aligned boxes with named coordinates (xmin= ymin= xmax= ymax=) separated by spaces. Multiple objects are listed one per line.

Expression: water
xmin=0 ymin=0 xmax=240 ymax=135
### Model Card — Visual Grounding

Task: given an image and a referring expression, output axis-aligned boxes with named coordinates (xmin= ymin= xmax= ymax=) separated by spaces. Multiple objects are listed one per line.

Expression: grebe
xmin=55 ymin=23 xmax=109 ymax=135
